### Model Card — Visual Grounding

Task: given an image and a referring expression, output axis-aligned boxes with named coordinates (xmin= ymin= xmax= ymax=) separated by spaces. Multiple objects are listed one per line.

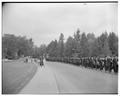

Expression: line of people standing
xmin=46 ymin=56 xmax=118 ymax=73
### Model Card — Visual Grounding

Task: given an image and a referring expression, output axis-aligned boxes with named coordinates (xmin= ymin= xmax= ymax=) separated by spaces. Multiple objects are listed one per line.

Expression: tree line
xmin=2 ymin=34 xmax=46 ymax=59
xmin=2 ymin=29 xmax=118 ymax=59
xmin=2 ymin=34 xmax=33 ymax=59
xmin=46 ymin=29 xmax=118 ymax=58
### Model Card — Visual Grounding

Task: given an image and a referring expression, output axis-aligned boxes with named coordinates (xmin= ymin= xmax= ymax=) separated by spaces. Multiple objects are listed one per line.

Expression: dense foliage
xmin=46 ymin=29 xmax=118 ymax=58
xmin=2 ymin=34 xmax=46 ymax=59
xmin=2 ymin=29 xmax=118 ymax=59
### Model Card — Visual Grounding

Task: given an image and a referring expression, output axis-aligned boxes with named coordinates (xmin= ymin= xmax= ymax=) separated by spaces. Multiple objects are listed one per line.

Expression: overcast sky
xmin=3 ymin=3 xmax=118 ymax=46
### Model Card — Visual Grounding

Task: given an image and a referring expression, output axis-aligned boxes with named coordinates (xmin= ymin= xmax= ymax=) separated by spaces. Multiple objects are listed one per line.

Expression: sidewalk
xmin=19 ymin=64 xmax=59 ymax=94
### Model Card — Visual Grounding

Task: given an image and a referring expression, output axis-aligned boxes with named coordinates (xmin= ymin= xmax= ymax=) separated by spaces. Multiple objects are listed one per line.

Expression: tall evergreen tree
xmin=80 ymin=32 xmax=89 ymax=57
xmin=47 ymin=40 xmax=58 ymax=57
xmin=100 ymin=32 xmax=111 ymax=56
xmin=65 ymin=36 xmax=74 ymax=57
xmin=108 ymin=32 xmax=118 ymax=56
xmin=73 ymin=29 xmax=81 ymax=54
xmin=87 ymin=33 xmax=96 ymax=56
xmin=92 ymin=32 xmax=111 ymax=57
xmin=58 ymin=33 xmax=64 ymax=57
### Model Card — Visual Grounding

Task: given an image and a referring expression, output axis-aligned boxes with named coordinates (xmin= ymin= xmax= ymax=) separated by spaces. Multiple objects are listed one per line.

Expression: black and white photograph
xmin=2 ymin=1 xmax=118 ymax=95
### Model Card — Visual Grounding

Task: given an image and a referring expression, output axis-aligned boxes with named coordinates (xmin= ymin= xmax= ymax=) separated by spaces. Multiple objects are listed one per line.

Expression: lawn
xmin=2 ymin=59 xmax=38 ymax=94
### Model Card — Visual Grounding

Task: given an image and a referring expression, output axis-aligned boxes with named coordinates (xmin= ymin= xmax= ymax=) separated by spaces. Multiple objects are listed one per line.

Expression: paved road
xmin=20 ymin=60 xmax=118 ymax=94
xmin=19 ymin=64 xmax=58 ymax=94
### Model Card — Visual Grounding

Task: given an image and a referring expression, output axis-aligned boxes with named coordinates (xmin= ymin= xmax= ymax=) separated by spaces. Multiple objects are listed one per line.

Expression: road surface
xmin=20 ymin=60 xmax=118 ymax=94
